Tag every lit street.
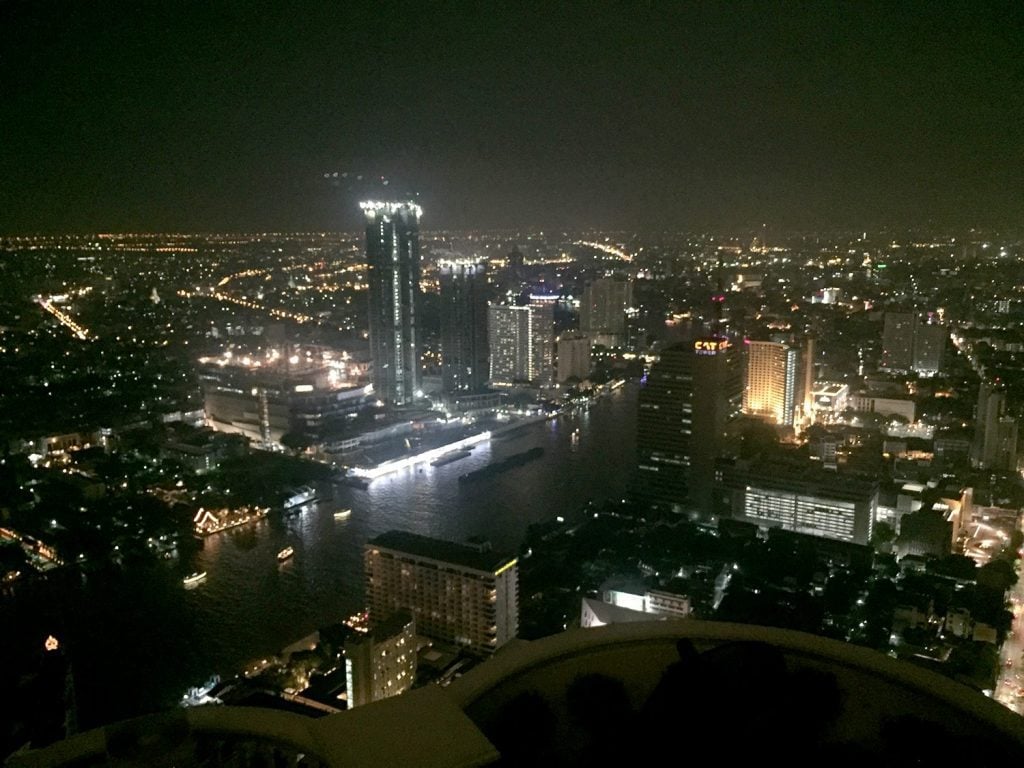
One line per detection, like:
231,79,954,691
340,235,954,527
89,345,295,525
994,516,1024,714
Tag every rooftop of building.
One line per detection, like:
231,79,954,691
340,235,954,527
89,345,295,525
367,530,516,574
348,610,414,646
719,456,880,496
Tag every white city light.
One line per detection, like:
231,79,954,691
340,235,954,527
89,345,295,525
359,201,423,219
349,431,491,480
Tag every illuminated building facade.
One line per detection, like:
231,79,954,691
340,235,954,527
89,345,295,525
528,298,555,384
811,382,850,419
488,305,531,385
580,276,633,347
716,460,877,545
363,201,423,406
199,355,372,443
365,531,519,657
344,611,416,708
636,337,742,516
488,303,553,386
439,258,489,394
744,340,802,426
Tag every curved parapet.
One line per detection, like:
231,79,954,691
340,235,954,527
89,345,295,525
9,620,1024,766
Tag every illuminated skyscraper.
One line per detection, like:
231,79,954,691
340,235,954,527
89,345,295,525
744,340,805,426
488,302,553,386
439,258,489,393
488,305,531,386
637,337,742,517
362,201,423,405
528,298,555,384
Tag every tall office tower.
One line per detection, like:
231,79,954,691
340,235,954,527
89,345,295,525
488,303,553,386
580,276,633,347
556,332,591,383
744,340,802,426
912,322,946,375
689,336,743,513
438,258,489,393
972,381,1018,470
362,201,423,406
365,531,519,657
637,338,742,517
881,312,915,372
344,611,416,709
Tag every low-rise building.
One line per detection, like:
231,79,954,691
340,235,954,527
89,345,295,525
344,611,416,709
715,459,877,545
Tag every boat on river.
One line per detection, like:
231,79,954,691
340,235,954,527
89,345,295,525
430,449,472,467
458,446,544,484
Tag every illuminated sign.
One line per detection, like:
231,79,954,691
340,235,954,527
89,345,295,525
694,338,729,355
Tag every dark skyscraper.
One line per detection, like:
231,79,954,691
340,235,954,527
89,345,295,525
972,380,1018,471
363,201,423,405
439,258,489,393
912,321,947,375
881,312,915,372
581,276,633,347
881,312,946,376
507,248,524,279
636,337,742,517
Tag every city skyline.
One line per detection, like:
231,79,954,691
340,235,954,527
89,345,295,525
5,223,1024,759
6,2,1024,762
2,2,1023,234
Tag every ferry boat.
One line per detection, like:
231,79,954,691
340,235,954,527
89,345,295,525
180,675,222,708
339,474,370,490
458,446,545,484
283,485,317,510
183,571,207,588
333,508,352,520
277,546,295,562
430,449,472,467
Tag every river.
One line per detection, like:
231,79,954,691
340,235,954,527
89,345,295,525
8,384,638,729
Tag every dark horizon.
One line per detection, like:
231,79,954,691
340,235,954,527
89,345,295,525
2,1,1022,234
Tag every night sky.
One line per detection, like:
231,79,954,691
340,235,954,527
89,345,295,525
1,1,1022,233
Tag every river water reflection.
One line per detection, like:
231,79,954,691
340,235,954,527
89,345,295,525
25,385,637,727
